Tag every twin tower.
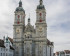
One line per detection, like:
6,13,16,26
13,0,54,56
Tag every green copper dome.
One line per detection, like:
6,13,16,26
6,37,8,41
6,36,9,43
37,0,45,9
37,5,45,9
16,7,25,12
15,0,25,12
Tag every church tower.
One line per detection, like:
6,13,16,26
36,0,47,38
34,0,48,56
13,0,25,56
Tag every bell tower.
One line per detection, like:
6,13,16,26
13,0,25,56
14,0,25,25
35,0,47,38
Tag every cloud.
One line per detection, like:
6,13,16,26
46,0,70,52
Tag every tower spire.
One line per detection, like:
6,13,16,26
28,14,30,24
40,0,43,5
19,0,22,7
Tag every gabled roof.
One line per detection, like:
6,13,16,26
0,39,5,48
64,50,70,54
10,45,14,50
24,23,35,33
0,37,13,48
8,37,13,44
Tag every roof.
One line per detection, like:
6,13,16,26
8,37,13,44
55,52,59,55
37,5,45,9
55,50,70,55
47,39,54,46
0,37,13,48
0,39,5,48
15,0,25,12
37,0,45,9
55,51,64,55
10,46,14,50
64,50,70,54
24,23,35,33
16,7,25,12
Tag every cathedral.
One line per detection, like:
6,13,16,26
13,0,54,56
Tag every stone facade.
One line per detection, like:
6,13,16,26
13,0,54,56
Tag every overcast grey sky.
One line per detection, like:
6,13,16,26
0,0,70,52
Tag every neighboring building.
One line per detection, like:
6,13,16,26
13,0,54,56
55,50,70,56
0,39,5,56
0,36,14,56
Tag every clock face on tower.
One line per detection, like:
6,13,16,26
38,26,44,36
38,26,43,32
16,28,20,34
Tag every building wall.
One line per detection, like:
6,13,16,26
0,47,5,56
0,37,14,56
0,46,14,56
47,45,50,56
